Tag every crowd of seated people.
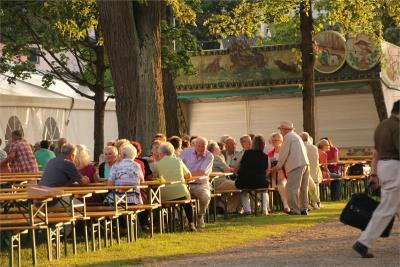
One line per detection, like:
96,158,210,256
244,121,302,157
0,122,350,230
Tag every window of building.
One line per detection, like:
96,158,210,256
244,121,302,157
5,116,24,142
28,48,40,64
42,117,60,142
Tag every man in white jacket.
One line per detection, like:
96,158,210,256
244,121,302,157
271,121,310,215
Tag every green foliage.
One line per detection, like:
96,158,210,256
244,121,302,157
161,21,201,77
205,0,298,39
205,0,400,48
166,0,198,25
187,0,241,49
384,27,400,46
0,0,109,97
256,16,301,45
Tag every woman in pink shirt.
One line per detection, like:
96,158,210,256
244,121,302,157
318,139,342,200
322,137,340,174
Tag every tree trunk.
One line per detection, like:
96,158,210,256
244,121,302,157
300,0,316,139
92,39,106,162
162,68,180,137
93,89,105,162
161,3,180,137
370,80,388,121
97,1,166,155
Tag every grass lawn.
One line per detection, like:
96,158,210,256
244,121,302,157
1,201,346,266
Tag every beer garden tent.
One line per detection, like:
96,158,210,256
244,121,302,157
0,73,118,157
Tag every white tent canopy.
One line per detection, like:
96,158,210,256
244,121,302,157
0,73,118,159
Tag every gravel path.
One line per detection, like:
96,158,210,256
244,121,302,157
140,220,400,267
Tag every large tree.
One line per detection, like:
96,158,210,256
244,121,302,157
161,3,201,137
0,0,111,160
97,0,196,153
206,0,400,138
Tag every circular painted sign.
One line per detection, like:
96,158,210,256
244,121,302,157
346,33,381,71
314,31,347,74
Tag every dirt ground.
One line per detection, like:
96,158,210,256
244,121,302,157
140,220,400,267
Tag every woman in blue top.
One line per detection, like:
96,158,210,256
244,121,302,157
98,146,118,179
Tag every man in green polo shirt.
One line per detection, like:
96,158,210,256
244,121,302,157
34,140,56,171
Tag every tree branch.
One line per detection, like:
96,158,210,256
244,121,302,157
19,13,91,87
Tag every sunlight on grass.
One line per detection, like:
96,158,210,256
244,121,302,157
0,201,345,266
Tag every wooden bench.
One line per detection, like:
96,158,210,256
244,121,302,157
0,226,40,267
161,199,196,232
213,189,243,218
0,212,77,261
126,204,162,238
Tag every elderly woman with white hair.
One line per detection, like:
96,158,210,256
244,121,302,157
104,143,144,204
98,146,118,179
74,144,98,183
154,142,196,231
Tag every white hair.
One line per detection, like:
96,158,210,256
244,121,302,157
159,142,175,156
195,136,208,146
74,144,92,169
119,144,137,159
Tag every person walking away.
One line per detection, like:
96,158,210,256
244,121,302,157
353,100,400,258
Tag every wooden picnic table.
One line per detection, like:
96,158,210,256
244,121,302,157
186,176,208,184
0,177,41,184
0,191,70,265
141,180,170,205
210,172,233,178
0,172,42,178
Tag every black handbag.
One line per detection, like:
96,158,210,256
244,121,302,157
340,193,394,237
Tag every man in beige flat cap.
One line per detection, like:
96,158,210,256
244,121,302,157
271,121,310,215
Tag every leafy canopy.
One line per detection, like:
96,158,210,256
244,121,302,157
205,0,400,44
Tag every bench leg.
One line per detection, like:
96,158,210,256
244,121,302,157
104,220,108,248
7,232,21,267
125,214,131,243
180,205,185,232
56,227,61,260
97,220,102,251
116,217,121,244
254,191,258,216
213,197,217,222
30,229,37,265
84,221,89,253
72,222,77,254
150,210,154,238
8,233,14,267
110,219,113,247
158,209,163,235
17,233,21,267
91,222,96,252
63,225,68,257
46,228,52,261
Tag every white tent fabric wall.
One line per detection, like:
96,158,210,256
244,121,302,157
188,93,380,148
0,106,66,143
248,97,303,138
188,101,247,143
0,73,118,158
64,109,118,156
382,83,400,116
